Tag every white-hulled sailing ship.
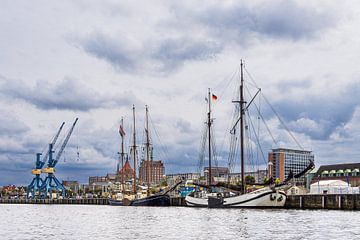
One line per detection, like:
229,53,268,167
185,60,312,208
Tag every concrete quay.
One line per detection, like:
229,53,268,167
285,194,360,210
0,197,185,206
0,198,109,205
2,195,360,210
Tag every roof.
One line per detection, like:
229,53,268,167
310,180,348,186
119,159,134,174
270,148,312,154
316,163,360,175
106,173,116,179
204,167,229,172
140,160,164,167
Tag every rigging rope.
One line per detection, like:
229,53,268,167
244,67,303,150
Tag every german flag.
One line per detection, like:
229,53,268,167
212,94,218,101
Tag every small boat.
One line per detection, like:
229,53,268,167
179,180,196,197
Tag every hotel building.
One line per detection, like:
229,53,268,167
268,148,314,183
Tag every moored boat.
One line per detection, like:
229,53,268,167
186,60,297,208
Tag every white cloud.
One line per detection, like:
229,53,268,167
0,0,360,184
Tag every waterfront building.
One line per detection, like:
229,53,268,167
166,172,200,186
204,167,229,184
309,180,359,194
228,170,268,184
311,163,360,187
138,160,165,186
116,159,135,183
88,176,107,185
268,148,314,183
286,185,307,195
62,180,79,193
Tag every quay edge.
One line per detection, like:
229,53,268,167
2,195,360,210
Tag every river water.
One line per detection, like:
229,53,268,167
0,205,359,239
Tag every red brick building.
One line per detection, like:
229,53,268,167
116,159,135,182
139,160,165,186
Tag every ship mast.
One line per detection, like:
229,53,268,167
145,105,151,195
240,60,246,194
132,105,137,194
120,117,125,194
207,88,212,190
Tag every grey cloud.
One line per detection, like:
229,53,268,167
268,82,360,140
0,112,29,137
72,32,221,74
152,38,222,72
78,33,138,73
0,75,138,111
192,1,337,42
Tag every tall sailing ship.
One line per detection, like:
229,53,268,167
185,60,312,208
109,105,175,206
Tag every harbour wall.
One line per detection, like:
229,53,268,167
285,194,360,210
2,195,360,209
0,198,109,205
0,197,185,206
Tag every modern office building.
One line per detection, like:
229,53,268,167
268,148,314,183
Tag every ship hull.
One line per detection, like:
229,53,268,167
108,199,124,206
130,194,170,207
185,187,286,208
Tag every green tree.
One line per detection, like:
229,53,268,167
160,179,168,187
245,175,255,184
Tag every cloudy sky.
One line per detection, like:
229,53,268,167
1,0,360,185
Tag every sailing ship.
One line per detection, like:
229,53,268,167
185,60,312,208
128,105,172,206
109,105,175,206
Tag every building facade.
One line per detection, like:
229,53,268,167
311,163,360,187
268,148,314,183
166,172,200,186
116,159,135,183
204,167,230,184
228,170,268,184
138,160,165,186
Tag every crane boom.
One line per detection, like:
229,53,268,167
54,118,78,165
42,122,65,163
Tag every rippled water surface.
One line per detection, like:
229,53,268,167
0,204,359,239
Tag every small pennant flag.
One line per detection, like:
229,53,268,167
212,94,218,101
119,125,126,137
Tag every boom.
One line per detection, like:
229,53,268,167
42,122,65,163
54,118,78,166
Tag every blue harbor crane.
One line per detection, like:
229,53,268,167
27,122,65,199
40,118,79,199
